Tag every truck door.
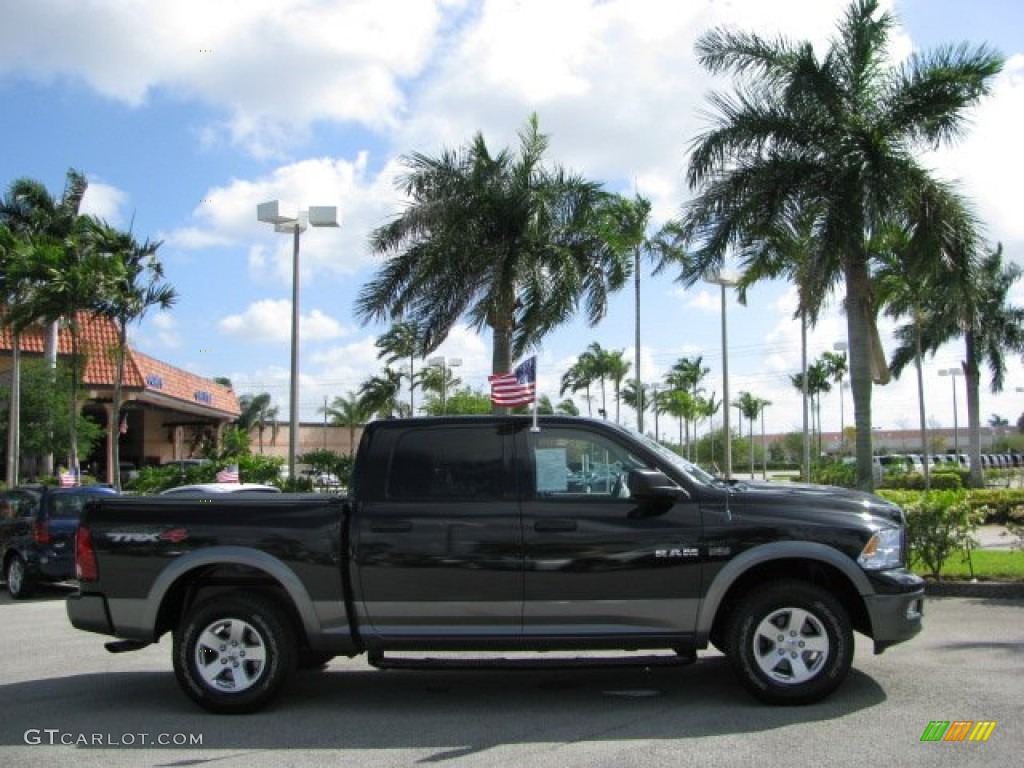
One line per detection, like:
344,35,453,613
519,425,702,641
354,423,522,641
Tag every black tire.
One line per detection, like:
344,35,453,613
173,591,296,714
726,580,853,705
6,555,36,600
296,651,336,670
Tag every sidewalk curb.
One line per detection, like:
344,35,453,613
923,580,1024,599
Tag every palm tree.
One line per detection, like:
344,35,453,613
600,195,687,431
1,169,91,478
792,360,832,460
89,220,177,489
1,169,90,363
356,115,631,411
560,352,599,416
677,0,1003,489
418,364,462,415
891,245,1024,487
375,320,422,416
0,224,29,484
603,348,631,424
735,392,770,479
358,369,406,419
665,356,709,459
237,393,279,454
321,391,372,455
4,222,116,479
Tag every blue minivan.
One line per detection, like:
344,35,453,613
0,485,117,599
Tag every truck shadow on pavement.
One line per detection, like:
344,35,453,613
0,659,887,754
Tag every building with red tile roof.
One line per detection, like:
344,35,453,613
1,312,240,484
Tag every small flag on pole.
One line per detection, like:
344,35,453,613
119,414,128,435
216,464,240,483
488,356,536,407
59,469,77,487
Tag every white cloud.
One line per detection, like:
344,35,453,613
0,0,446,156
79,181,127,225
218,299,348,342
170,154,398,282
926,54,1024,251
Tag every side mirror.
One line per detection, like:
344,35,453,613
627,468,688,501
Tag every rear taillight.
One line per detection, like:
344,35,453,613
31,520,51,544
76,525,98,582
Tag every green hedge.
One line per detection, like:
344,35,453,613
878,488,1024,524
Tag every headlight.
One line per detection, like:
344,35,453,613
858,527,903,570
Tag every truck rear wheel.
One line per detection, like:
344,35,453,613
173,592,296,714
726,580,852,705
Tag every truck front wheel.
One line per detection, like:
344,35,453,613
173,592,296,714
726,580,853,705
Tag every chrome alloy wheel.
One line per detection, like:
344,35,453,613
751,606,830,685
194,617,268,693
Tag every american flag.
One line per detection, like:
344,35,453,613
488,356,536,406
59,470,77,487
216,464,240,483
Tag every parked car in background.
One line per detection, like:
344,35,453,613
159,483,281,496
1,485,118,599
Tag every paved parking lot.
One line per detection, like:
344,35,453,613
0,586,1020,767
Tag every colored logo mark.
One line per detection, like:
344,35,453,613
920,720,997,742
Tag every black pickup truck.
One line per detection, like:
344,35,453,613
67,416,923,713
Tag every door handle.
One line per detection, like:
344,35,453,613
369,520,412,533
534,519,577,532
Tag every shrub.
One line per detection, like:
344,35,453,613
903,491,984,578
880,468,958,493
809,462,856,488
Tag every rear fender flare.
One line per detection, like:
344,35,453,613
143,546,319,639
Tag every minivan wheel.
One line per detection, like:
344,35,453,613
726,580,852,705
173,592,296,714
6,556,35,600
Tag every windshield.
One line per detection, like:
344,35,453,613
627,428,720,487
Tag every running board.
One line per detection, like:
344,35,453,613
368,653,695,671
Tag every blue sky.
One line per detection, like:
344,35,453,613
1,0,1022,438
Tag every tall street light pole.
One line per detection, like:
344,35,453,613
257,201,339,482
939,367,963,456
706,270,738,480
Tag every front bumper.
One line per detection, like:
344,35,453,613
864,569,925,654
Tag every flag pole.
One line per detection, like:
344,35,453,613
531,358,539,432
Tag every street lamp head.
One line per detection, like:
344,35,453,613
257,200,298,225
833,341,848,352
939,367,962,377
308,206,339,227
704,269,740,287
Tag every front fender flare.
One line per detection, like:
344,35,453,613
696,541,871,647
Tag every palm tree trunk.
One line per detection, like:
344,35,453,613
964,331,984,488
914,318,930,491
41,320,58,477
634,246,642,432
111,318,128,491
5,333,20,485
846,258,876,491
491,322,513,415
68,315,80,481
